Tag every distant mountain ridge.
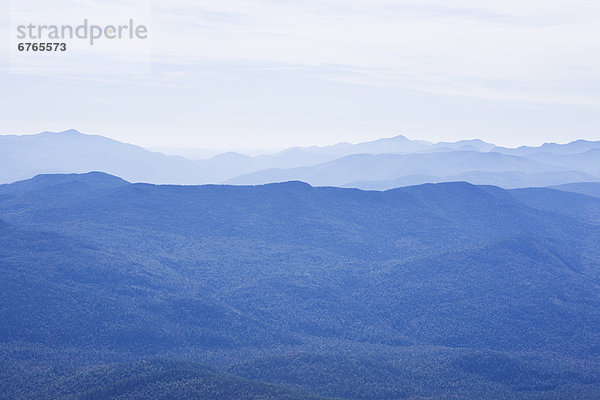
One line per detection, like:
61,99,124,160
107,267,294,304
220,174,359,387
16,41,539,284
226,151,596,189
1,129,599,188
549,182,600,199
0,129,211,184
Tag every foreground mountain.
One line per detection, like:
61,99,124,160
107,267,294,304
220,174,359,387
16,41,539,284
31,360,323,400
1,172,600,399
2,130,599,188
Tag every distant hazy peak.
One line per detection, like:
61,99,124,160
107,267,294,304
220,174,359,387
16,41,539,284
32,129,86,137
54,129,83,135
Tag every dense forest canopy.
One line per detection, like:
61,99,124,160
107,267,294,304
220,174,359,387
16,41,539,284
1,172,600,399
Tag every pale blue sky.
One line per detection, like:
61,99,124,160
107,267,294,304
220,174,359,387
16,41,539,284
1,0,599,150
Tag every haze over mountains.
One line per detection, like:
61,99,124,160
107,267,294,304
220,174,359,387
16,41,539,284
1,129,599,188
2,172,600,398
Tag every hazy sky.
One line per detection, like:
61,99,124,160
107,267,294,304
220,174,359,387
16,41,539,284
1,0,599,150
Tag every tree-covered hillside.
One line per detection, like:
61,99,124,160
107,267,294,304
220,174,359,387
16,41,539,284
1,172,600,399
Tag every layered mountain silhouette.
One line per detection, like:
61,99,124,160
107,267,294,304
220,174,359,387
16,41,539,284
1,129,599,188
550,182,600,198
0,129,209,184
2,172,600,399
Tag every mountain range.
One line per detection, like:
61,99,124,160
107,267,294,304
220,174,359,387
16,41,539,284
2,172,600,398
1,129,599,188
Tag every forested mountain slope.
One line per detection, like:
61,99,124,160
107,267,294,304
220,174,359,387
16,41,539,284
1,173,600,399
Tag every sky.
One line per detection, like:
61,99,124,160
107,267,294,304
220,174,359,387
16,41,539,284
1,0,599,151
